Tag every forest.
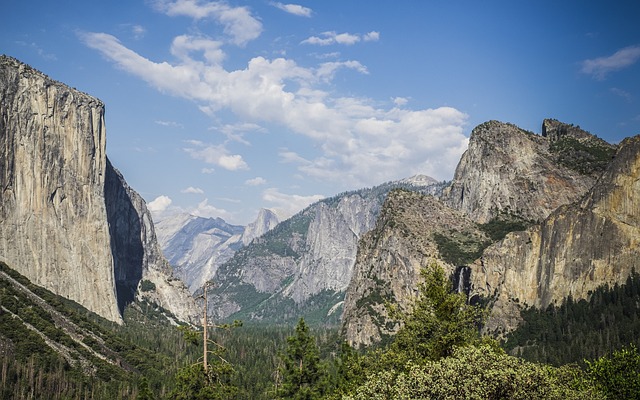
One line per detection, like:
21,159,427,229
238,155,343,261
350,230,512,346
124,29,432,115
1,261,639,399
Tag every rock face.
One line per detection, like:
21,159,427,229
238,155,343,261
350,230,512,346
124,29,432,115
442,120,610,223
341,119,623,347
105,162,198,321
341,190,487,346
208,177,444,324
154,208,278,292
471,135,640,334
242,208,280,246
0,56,196,323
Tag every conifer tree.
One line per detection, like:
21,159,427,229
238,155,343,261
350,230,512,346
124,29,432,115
275,318,327,399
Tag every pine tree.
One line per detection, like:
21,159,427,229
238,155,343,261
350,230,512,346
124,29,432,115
389,261,485,363
275,318,327,399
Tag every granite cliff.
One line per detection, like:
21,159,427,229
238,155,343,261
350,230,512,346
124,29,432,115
0,56,197,323
154,208,279,292
342,119,624,347
472,134,640,334
207,177,444,324
341,189,487,346
442,120,613,223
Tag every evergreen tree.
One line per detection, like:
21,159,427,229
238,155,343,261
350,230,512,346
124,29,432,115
587,344,640,399
275,318,327,399
389,261,485,364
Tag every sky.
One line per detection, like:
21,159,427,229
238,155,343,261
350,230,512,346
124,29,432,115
2,1,640,225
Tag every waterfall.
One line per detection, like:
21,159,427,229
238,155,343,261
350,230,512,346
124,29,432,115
453,266,471,297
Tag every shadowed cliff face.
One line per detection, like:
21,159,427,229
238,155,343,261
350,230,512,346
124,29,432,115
0,55,198,323
105,158,144,314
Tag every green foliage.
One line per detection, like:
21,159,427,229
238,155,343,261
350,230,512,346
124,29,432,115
549,136,615,175
504,271,640,366
586,345,640,399
432,231,489,266
389,263,485,361
169,362,237,400
139,280,156,292
478,212,532,242
346,344,603,400
0,261,198,399
274,318,328,399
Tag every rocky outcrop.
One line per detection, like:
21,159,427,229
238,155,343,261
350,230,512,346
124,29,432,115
341,190,488,346
442,120,608,223
242,208,279,246
105,162,197,321
154,208,278,293
208,177,444,324
472,135,640,334
0,56,121,322
341,119,623,347
155,213,245,292
0,55,196,323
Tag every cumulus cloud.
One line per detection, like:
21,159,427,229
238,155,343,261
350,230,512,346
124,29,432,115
201,167,215,174
262,188,324,220
245,177,267,186
301,31,377,46
316,60,368,81
181,186,205,194
82,27,468,189
271,2,312,17
148,195,173,213
581,45,640,79
363,31,380,42
190,198,235,220
183,140,249,170
393,97,409,106
151,0,262,46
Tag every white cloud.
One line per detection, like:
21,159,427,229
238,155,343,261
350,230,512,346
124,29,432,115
191,198,234,220
171,34,225,64
581,45,640,79
301,31,373,46
133,25,146,39
363,31,380,42
271,2,312,17
316,60,368,82
181,186,205,194
151,0,262,46
215,122,266,145
262,188,324,220
245,177,267,186
184,141,249,170
82,29,468,189
393,97,409,106
201,167,215,174
610,87,632,101
155,120,184,128
148,195,173,213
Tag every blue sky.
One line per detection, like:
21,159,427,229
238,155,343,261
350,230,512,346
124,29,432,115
3,1,640,225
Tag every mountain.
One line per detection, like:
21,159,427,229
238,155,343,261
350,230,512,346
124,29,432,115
154,208,279,292
341,189,488,346
441,119,613,224
0,55,197,323
471,134,640,334
207,176,444,325
341,119,626,347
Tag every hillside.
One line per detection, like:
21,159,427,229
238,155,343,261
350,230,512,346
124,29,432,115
207,177,445,325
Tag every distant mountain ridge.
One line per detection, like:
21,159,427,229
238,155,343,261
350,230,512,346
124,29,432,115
203,175,444,325
154,208,279,292
340,118,634,347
